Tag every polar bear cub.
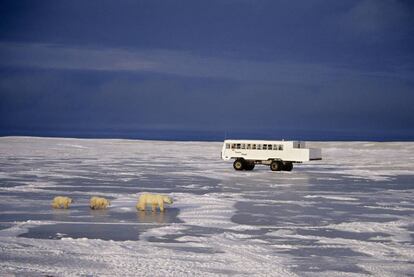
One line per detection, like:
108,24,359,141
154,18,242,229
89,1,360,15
52,196,73,209
90,196,111,210
136,193,173,212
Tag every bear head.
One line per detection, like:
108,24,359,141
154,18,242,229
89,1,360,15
163,196,173,204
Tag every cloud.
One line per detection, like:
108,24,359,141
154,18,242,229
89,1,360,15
1,41,413,140
0,42,157,71
339,0,409,37
1,42,412,84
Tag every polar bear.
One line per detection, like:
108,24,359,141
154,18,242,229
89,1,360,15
89,196,111,210
136,193,173,212
52,196,73,209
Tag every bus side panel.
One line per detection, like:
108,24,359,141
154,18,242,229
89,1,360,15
222,148,311,162
277,149,310,162
309,148,322,160
222,146,232,160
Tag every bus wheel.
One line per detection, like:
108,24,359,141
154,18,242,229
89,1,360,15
283,162,293,171
270,160,282,171
245,161,255,171
233,159,244,170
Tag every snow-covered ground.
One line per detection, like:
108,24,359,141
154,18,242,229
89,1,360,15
0,137,413,276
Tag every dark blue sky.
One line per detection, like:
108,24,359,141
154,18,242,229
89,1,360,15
1,0,413,141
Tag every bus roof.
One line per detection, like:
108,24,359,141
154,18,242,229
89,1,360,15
224,139,299,144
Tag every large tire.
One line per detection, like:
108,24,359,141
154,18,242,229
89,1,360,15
233,159,245,171
282,162,293,171
245,161,255,171
270,160,282,171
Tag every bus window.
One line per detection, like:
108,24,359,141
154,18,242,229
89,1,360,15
231,144,235,149
247,144,251,149
257,144,262,150
273,144,277,150
263,145,267,150
241,144,246,149
279,145,283,150
268,144,272,150
252,144,256,150
226,143,230,149
236,144,241,149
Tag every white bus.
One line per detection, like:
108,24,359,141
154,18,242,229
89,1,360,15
221,139,322,171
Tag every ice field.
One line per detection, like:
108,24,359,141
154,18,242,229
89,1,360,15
0,137,413,276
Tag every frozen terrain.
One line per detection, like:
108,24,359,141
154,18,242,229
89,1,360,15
0,137,413,276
